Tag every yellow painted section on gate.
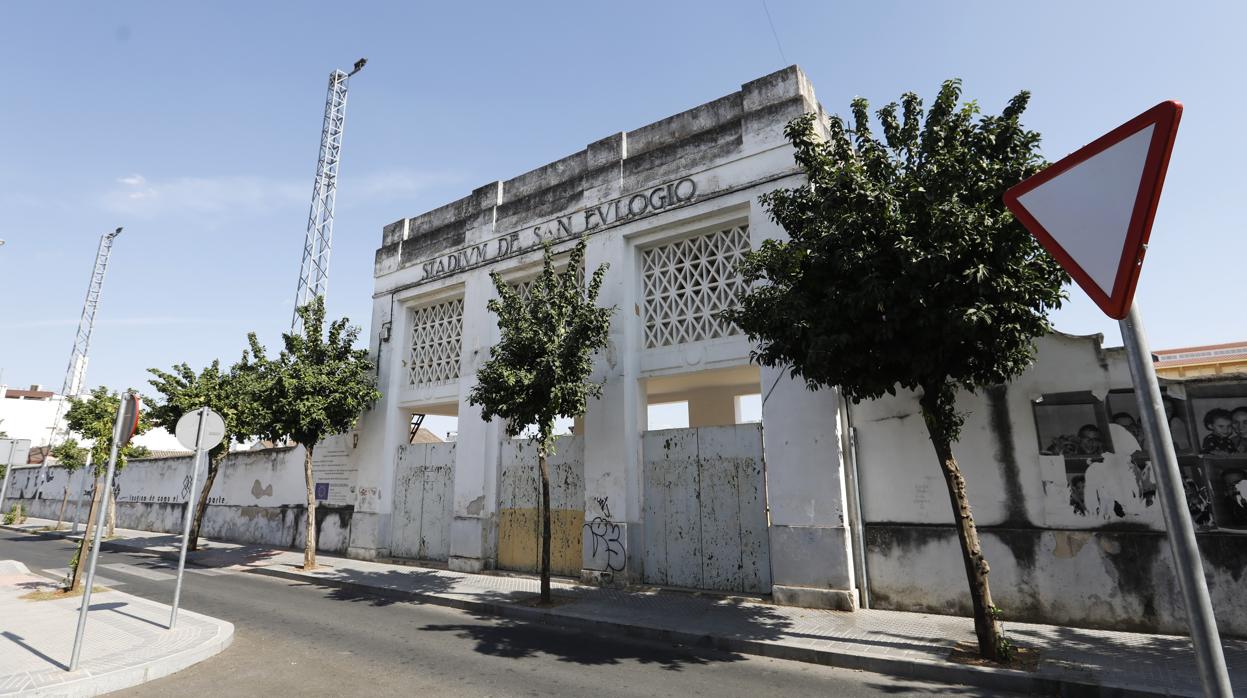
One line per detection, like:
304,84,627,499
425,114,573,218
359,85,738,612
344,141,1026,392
497,508,583,577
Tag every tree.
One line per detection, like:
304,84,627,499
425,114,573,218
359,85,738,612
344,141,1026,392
147,360,252,551
49,438,88,531
63,387,151,590
469,240,614,603
239,297,380,570
722,80,1067,661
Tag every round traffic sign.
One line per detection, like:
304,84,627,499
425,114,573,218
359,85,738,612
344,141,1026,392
175,408,226,451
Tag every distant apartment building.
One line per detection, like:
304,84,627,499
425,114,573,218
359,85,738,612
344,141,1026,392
1154,341,1247,378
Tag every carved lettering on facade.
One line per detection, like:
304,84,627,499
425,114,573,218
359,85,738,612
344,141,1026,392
418,177,698,283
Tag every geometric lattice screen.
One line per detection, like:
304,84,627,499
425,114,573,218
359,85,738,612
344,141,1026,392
641,225,750,349
408,297,464,387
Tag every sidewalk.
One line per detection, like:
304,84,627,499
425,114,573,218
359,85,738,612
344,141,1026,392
6,516,1244,697
0,558,233,697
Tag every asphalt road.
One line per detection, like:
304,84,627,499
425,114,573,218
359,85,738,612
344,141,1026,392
0,530,1018,697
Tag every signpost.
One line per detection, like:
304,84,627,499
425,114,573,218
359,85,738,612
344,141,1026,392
0,439,33,512
169,407,225,628
1004,101,1232,697
70,391,141,672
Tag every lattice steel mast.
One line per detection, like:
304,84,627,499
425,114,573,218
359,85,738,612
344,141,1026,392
292,58,366,330
47,227,122,445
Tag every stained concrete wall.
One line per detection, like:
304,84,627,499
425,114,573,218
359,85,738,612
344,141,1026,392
497,435,585,577
854,332,1247,636
3,442,355,553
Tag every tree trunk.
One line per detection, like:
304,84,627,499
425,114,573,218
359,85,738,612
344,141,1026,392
303,444,317,570
106,488,117,538
55,484,69,531
69,473,103,592
538,449,552,604
188,453,222,552
919,383,1007,662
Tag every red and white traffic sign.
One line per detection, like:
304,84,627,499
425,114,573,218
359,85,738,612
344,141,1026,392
1003,101,1182,319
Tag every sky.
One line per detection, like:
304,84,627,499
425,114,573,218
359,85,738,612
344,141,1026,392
1,1,1244,428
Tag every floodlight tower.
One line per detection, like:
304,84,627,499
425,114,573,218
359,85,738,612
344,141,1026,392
46,227,122,447
292,58,367,331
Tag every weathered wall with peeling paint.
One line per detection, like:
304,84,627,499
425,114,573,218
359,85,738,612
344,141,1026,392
3,440,355,553
390,441,455,560
497,435,584,577
854,332,1247,636
642,424,770,593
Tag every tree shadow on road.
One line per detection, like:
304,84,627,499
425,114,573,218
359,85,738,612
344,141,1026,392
417,611,748,670
280,567,460,608
861,679,1006,696
414,587,799,671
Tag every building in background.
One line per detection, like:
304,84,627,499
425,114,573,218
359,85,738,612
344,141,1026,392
1,382,184,461
0,384,65,460
1154,340,1247,379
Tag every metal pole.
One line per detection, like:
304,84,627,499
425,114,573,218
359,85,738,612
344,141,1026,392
1119,304,1232,697
72,453,91,535
169,408,207,629
69,393,128,672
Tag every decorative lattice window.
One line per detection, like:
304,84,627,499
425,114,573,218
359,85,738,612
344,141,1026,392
642,225,749,349
510,278,536,302
508,264,583,302
408,297,463,387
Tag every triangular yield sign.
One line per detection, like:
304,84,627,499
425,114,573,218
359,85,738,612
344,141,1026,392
1004,101,1182,319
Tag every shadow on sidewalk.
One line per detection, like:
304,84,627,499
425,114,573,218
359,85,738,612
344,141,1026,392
88,601,168,630
2,631,67,670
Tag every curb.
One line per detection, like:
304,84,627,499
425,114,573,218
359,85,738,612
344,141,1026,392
247,565,1170,698
1,524,1186,697
30,612,235,698
0,547,234,697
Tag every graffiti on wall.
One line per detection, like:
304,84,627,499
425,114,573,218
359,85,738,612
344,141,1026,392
1035,380,1247,530
583,496,626,573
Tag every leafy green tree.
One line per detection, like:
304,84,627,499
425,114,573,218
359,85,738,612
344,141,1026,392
723,81,1066,661
469,240,614,603
49,438,88,530
238,297,380,570
147,360,253,551
63,387,152,590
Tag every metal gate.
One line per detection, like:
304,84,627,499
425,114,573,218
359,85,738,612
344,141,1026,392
390,442,455,561
642,424,771,593
497,435,585,577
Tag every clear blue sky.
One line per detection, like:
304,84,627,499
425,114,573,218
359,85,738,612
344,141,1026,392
1,1,1243,396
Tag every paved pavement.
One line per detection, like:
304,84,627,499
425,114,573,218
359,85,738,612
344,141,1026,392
5,517,1246,696
0,530,1016,697
0,556,232,696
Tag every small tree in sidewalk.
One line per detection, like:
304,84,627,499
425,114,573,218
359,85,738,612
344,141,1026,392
238,297,380,570
723,81,1066,662
147,360,253,551
469,239,614,604
48,438,88,530
63,387,151,591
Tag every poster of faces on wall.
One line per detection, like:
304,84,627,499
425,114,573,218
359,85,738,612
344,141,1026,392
1189,396,1247,456
1104,390,1195,454
1180,458,1217,530
1034,395,1110,461
1035,381,1247,531
1033,393,1112,518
